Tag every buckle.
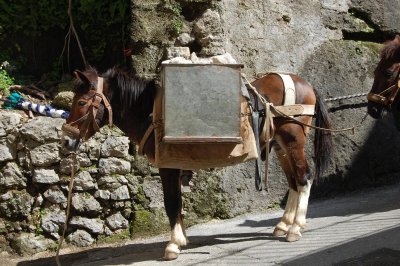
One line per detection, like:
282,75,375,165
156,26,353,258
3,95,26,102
367,93,386,104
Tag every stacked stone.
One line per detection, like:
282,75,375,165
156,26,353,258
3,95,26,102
0,111,163,255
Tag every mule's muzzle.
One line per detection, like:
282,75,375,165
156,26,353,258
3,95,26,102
61,124,81,151
62,135,81,151
367,103,383,119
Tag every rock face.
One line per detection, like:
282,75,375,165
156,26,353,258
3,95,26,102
10,233,55,255
132,0,400,214
1,0,399,256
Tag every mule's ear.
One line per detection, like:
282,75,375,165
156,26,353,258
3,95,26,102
74,70,90,86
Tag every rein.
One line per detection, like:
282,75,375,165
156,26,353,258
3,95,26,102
55,152,77,266
57,77,112,265
270,105,368,134
62,77,113,140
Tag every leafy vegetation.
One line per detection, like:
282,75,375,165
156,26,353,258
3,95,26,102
0,0,131,86
0,1,67,36
160,0,183,35
0,68,14,96
74,1,130,63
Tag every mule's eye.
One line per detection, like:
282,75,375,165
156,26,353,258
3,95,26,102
384,70,394,78
78,101,87,106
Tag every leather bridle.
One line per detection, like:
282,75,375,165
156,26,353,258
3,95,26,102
62,77,113,141
367,67,400,111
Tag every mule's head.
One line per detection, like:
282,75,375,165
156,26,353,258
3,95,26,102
61,69,113,151
367,35,400,119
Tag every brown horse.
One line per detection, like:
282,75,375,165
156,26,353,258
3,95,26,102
61,67,332,260
368,35,400,119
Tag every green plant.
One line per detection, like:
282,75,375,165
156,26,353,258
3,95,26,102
171,3,182,16
130,209,169,238
97,229,130,244
0,1,67,37
268,202,282,210
160,0,183,36
0,0,130,76
0,69,14,95
76,0,130,63
170,19,183,35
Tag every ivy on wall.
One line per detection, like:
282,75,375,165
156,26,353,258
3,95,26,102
0,0,131,78
0,1,68,36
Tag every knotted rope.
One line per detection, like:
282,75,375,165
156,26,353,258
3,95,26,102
324,92,368,102
55,152,77,266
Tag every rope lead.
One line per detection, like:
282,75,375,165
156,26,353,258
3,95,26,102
324,92,368,102
56,152,77,266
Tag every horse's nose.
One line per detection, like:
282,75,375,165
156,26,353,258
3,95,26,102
62,135,80,151
367,104,381,119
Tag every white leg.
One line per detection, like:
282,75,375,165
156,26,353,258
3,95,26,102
273,188,299,236
164,216,187,260
286,180,312,242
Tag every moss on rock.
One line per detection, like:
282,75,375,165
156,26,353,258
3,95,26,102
183,170,230,227
130,209,169,238
97,229,130,244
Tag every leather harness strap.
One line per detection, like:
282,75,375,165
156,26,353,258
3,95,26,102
249,90,264,191
97,77,113,128
272,104,315,117
138,121,156,156
62,77,113,140
240,78,263,191
277,73,296,107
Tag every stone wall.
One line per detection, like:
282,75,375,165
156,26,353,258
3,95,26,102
0,112,169,254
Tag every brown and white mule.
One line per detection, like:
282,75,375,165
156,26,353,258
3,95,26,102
62,67,332,260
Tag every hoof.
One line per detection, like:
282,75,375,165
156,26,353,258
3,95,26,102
286,232,301,242
164,242,180,261
273,227,287,237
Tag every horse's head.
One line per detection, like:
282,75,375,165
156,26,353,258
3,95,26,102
367,35,400,119
61,68,113,151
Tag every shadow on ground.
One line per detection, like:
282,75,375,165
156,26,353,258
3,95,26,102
16,231,279,266
282,225,400,266
239,184,400,229
15,183,400,266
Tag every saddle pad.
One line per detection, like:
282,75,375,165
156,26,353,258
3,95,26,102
277,73,296,105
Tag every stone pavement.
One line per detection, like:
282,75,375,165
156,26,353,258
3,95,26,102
3,183,400,266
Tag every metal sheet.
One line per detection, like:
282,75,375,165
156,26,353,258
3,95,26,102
162,64,242,143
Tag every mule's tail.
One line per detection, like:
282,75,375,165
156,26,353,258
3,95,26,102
313,89,333,180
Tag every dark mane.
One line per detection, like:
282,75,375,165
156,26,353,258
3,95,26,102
380,35,400,61
102,68,156,122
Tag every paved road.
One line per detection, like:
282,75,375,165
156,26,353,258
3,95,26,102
3,183,400,266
